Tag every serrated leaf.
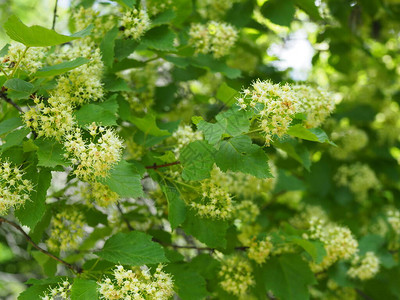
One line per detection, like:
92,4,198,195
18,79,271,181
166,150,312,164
35,57,90,77
4,15,92,47
260,0,296,27
4,78,34,93
262,254,316,300
290,238,326,264
142,25,176,51
151,10,176,27
15,167,52,229
100,27,119,68
215,135,271,179
131,114,170,137
75,103,117,126
272,136,311,170
182,210,228,248
161,185,187,229
96,231,168,265
101,160,143,198
70,278,99,300
294,0,322,20
190,55,241,79
0,127,29,152
216,83,239,106
180,141,216,181
35,139,67,168
287,124,333,144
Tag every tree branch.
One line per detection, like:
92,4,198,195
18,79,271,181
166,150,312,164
0,91,24,113
0,217,82,274
52,0,59,30
145,161,181,170
116,201,134,231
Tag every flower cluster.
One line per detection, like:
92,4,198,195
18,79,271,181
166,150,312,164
0,160,33,215
146,0,173,16
329,124,368,160
307,217,358,272
1,42,46,74
46,209,85,252
53,43,104,105
387,209,400,234
98,264,174,300
211,163,277,199
172,125,203,157
189,21,238,58
197,0,239,19
373,101,400,144
73,7,116,41
64,124,123,182
121,9,151,40
41,281,72,300
247,236,273,264
234,200,260,224
347,252,380,280
335,163,379,203
218,255,255,296
80,182,120,207
24,96,75,140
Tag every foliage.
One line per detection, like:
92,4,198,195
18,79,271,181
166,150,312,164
0,0,400,299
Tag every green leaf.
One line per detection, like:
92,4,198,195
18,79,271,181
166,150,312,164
196,108,251,145
262,254,316,300
0,117,23,135
216,83,239,106
215,135,271,179
15,167,52,229
100,27,119,68
131,114,170,137
182,210,228,248
103,75,131,92
112,0,136,8
287,124,333,144
190,55,241,79
75,102,117,126
96,231,168,265
180,141,216,181
260,0,296,27
161,185,187,229
70,278,99,300
35,57,90,77
272,136,311,170
0,127,29,152
102,160,143,198
151,10,176,27
0,43,10,57
142,25,177,51
4,15,92,47
293,0,322,20
32,251,57,277
4,78,34,93
35,139,67,168
289,238,326,264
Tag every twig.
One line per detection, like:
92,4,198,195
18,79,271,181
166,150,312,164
356,288,374,300
145,161,181,170
52,0,59,30
0,91,24,113
0,217,82,274
116,201,134,231
161,242,248,252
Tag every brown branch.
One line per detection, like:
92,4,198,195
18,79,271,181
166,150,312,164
51,0,59,30
0,217,82,274
116,201,134,231
145,161,181,170
0,91,24,113
160,242,248,252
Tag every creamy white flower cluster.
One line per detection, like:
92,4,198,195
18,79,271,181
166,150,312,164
306,217,358,272
46,209,85,252
189,21,238,58
64,124,123,182
0,160,33,215
335,163,379,203
234,200,260,224
25,96,75,141
147,0,173,16
98,264,174,300
292,84,335,128
347,252,380,280
247,236,273,264
218,255,255,296
238,80,335,145
373,101,400,144
387,209,400,234
41,281,72,300
0,42,46,74
172,125,203,158
53,43,104,106
191,175,234,219
81,182,120,208
330,124,368,160
197,0,240,19
73,7,116,41
211,163,277,199
122,9,151,40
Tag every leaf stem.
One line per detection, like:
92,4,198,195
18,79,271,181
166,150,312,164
145,161,181,170
10,46,29,78
52,0,59,30
0,65,9,78
0,217,82,274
